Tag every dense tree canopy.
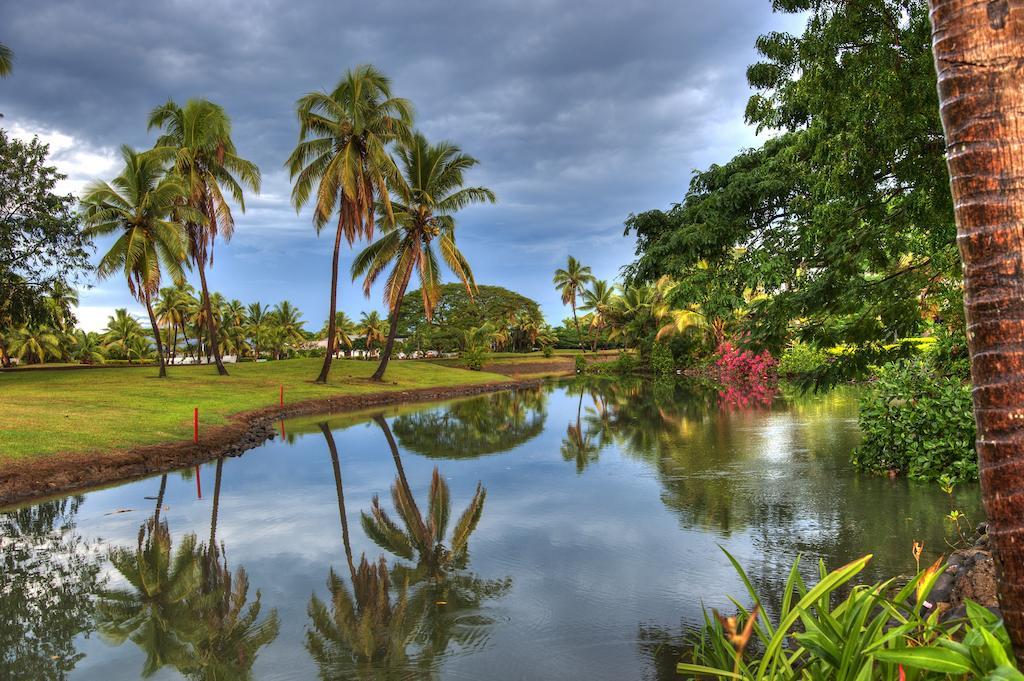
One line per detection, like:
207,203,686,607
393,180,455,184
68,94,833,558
624,0,958,375
396,283,543,352
0,131,91,330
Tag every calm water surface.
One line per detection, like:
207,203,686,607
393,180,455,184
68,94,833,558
0,378,981,680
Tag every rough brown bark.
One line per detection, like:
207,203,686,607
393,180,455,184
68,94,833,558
372,267,414,381
316,216,346,384
144,291,168,379
196,258,228,376
929,0,1024,660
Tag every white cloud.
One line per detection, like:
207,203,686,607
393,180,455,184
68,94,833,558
8,121,119,196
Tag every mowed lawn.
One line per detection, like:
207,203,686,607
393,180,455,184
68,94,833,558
0,359,507,462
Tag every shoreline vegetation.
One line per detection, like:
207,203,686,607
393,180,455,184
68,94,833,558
0,354,613,508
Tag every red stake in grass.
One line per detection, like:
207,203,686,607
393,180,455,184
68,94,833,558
193,407,199,444
280,385,284,407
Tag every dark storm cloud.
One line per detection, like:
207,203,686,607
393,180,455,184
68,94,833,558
0,0,802,325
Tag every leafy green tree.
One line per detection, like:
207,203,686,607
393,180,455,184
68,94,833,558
0,130,90,360
287,64,414,384
358,310,387,356
553,256,595,351
102,308,146,359
245,302,271,360
580,279,614,351
352,131,494,380
149,99,260,376
396,284,542,353
82,146,194,377
270,300,305,347
624,0,956,378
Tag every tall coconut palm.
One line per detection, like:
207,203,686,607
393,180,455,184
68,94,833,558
82,146,193,378
270,300,305,347
149,99,261,377
357,311,387,357
8,325,61,364
0,43,12,78
553,256,595,351
352,132,495,380
580,279,614,352
245,302,270,360
320,311,357,357
286,64,414,384
928,0,1024,658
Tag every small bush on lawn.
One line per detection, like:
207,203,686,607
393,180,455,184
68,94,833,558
542,344,554,358
777,340,828,378
462,347,486,371
575,354,587,374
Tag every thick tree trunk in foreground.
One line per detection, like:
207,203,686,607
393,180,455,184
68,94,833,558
144,292,167,378
196,259,228,376
316,218,345,384
929,0,1024,659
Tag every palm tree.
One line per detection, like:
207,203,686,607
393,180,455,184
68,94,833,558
271,301,305,348
553,256,595,351
0,43,12,78
70,330,106,364
8,325,61,364
44,281,78,337
96,520,203,677
363,415,487,580
580,279,614,351
245,302,270,360
320,311,357,357
561,384,600,473
194,291,226,364
928,1,1024,658
287,64,414,384
102,308,146,360
358,311,387,357
352,132,495,380
82,146,193,377
149,99,261,377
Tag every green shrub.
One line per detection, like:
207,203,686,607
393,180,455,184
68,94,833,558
614,350,638,375
679,549,1020,681
777,340,828,378
574,354,586,374
542,344,554,358
462,347,486,371
854,360,976,482
650,341,675,376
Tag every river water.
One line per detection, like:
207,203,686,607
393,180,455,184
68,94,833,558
0,378,980,680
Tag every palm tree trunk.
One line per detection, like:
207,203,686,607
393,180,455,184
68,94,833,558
170,324,178,364
316,216,345,384
144,292,168,378
209,457,223,556
320,423,358,584
929,0,1024,660
373,415,428,539
372,269,413,381
195,259,228,375
571,297,583,351
154,474,168,523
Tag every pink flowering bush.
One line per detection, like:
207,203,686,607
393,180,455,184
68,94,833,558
713,342,778,410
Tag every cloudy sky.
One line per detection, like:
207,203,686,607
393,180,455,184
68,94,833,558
1,0,803,332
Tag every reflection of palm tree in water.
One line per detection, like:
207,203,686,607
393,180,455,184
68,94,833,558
561,384,600,472
98,465,278,679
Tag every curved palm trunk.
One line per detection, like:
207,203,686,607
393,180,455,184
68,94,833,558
929,0,1024,660
372,269,413,381
143,292,168,378
195,260,228,376
373,414,428,539
316,217,346,384
153,474,168,524
320,423,357,584
209,457,224,556
571,297,584,351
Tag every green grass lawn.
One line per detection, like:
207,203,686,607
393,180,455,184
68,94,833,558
0,358,508,462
